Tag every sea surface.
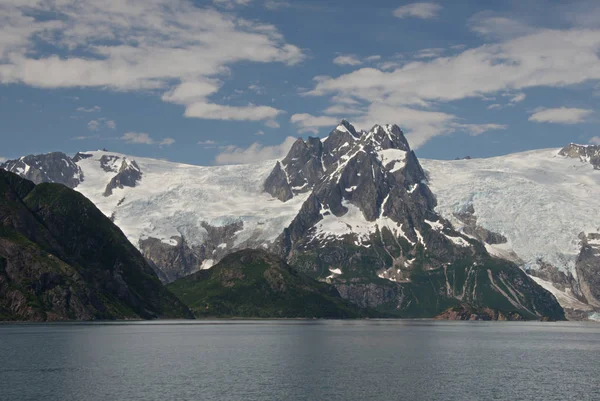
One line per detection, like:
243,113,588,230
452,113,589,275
1,320,599,401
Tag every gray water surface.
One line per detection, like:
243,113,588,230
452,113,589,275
1,320,599,401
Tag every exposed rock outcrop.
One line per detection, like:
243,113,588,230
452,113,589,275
559,143,600,169
0,152,83,188
103,159,142,196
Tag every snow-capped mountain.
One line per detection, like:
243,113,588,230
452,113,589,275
5,122,595,320
422,144,600,319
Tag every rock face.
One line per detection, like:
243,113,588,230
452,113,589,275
103,159,142,196
0,152,83,188
559,143,600,169
263,161,293,202
0,170,192,321
139,221,246,283
575,233,600,309
454,205,507,245
261,121,564,320
167,249,369,318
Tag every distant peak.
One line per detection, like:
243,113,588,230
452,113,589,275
336,120,359,137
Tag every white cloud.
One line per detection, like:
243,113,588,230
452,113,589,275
0,157,6,163
393,3,442,19
121,132,174,145
301,23,600,147
264,0,291,10
468,12,534,40
487,104,502,110
0,0,303,123
215,136,297,164
413,48,445,59
87,118,115,131
265,119,281,129
528,107,594,124
183,102,283,121
212,0,252,8
76,106,101,113
510,93,526,103
198,140,217,145
122,132,155,145
87,120,100,131
589,136,600,145
159,137,175,146
333,55,362,66
450,123,508,136
366,55,381,62
255,130,265,135
290,113,340,134
248,84,266,94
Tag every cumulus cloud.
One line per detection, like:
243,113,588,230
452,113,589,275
333,55,362,66
393,3,442,19
87,120,100,131
528,107,594,124
589,136,600,145
121,132,174,146
299,19,600,147
290,113,340,134
0,157,6,163
215,136,297,164
87,118,115,131
121,132,155,145
0,0,303,123
255,130,265,135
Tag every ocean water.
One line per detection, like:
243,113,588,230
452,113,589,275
1,320,599,401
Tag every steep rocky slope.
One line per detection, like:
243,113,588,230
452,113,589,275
0,170,192,321
423,144,600,320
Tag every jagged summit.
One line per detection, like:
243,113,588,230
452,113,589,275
558,143,600,169
0,152,83,188
264,121,417,202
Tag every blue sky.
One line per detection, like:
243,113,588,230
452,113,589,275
1,0,600,165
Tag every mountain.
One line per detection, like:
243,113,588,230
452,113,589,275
0,170,193,321
0,122,569,320
0,152,83,188
422,144,600,320
167,249,369,318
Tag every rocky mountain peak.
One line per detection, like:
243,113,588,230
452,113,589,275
0,152,83,188
559,143,600,169
103,158,143,196
265,121,420,205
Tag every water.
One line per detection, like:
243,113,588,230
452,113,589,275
1,320,599,401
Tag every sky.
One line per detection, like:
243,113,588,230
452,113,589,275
1,0,600,165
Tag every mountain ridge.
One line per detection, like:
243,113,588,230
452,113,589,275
3,122,594,319
0,170,193,321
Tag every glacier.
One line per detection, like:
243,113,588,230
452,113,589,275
422,148,600,276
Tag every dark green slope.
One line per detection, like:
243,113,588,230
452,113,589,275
332,251,565,321
0,170,192,321
168,249,370,318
